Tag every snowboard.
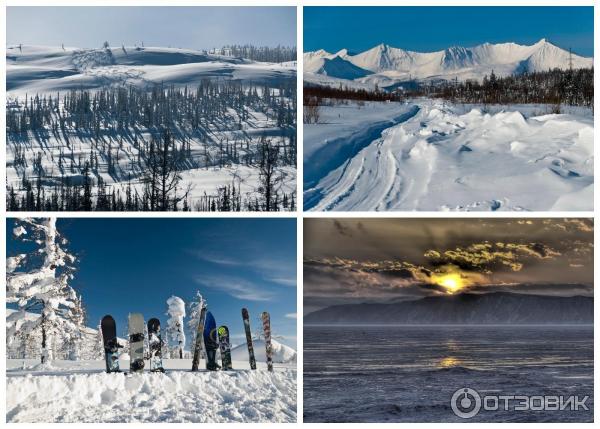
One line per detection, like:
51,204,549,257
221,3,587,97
203,311,220,371
191,305,208,371
217,325,233,370
101,314,121,373
241,308,257,370
147,318,165,373
128,313,145,373
261,311,274,372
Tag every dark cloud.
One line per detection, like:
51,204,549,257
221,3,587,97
304,218,593,313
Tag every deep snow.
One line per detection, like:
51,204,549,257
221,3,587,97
304,99,593,211
6,358,297,423
6,45,296,210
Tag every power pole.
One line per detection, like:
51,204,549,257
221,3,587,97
568,47,573,71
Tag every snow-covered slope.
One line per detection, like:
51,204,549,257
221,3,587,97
304,39,592,88
7,359,296,422
231,339,297,364
305,99,593,211
7,44,295,96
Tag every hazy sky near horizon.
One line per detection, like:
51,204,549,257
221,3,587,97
304,219,593,314
304,6,594,56
7,6,296,50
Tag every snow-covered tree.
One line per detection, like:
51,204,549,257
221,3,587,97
92,320,105,359
166,296,186,358
7,218,79,363
187,291,207,359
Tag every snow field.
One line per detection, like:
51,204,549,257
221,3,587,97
305,99,593,211
7,359,296,423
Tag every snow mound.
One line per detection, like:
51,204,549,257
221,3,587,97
7,368,296,422
231,339,297,364
305,100,593,211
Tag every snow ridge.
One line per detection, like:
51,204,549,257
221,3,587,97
304,39,593,86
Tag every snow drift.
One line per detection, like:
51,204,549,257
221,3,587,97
231,339,297,364
305,99,593,211
7,359,296,423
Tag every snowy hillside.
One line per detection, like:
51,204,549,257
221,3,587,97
231,339,297,364
304,99,593,211
7,359,296,422
7,45,295,96
304,39,593,89
6,44,297,211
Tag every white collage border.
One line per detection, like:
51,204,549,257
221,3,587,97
1,0,598,427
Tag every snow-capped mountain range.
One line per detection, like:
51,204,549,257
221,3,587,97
304,39,593,88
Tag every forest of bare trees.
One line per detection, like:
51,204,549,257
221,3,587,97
6,80,296,211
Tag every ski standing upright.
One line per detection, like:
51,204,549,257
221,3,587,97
129,313,145,373
101,315,121,373
261,311,274,372
191,304,207,371
218,325,233,370
241,308,257,370
147,318,165,372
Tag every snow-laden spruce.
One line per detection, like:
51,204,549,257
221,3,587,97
6,218,87,362
165,296,186,358
187,291,207,359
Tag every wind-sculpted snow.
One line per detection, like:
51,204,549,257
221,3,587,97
305,100,593,211
7,359,296,422
7,45,295,95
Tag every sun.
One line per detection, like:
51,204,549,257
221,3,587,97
436,274,464,294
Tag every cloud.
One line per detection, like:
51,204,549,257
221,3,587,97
267,276,297,287
193,274,276,302
191,251,296,289
285,313,297,319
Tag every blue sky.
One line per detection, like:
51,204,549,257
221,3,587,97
304,7,594,56
7,218,297,348
7,6,296,50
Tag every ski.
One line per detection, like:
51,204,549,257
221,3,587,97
128,313,145,373
191,304,207,371
241,308,257,370
203,311,220,371
261,311,274,372
147,318,165,373
101,314,121,373
218,325,233,370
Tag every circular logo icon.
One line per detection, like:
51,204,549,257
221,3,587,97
451,387,481,419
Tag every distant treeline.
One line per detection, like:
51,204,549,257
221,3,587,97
304,84,403,104
412,67,594,108
218,44,296,63
304,67,593,109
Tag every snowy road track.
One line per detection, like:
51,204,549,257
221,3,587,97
304,100,593,211
7,360,297,423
